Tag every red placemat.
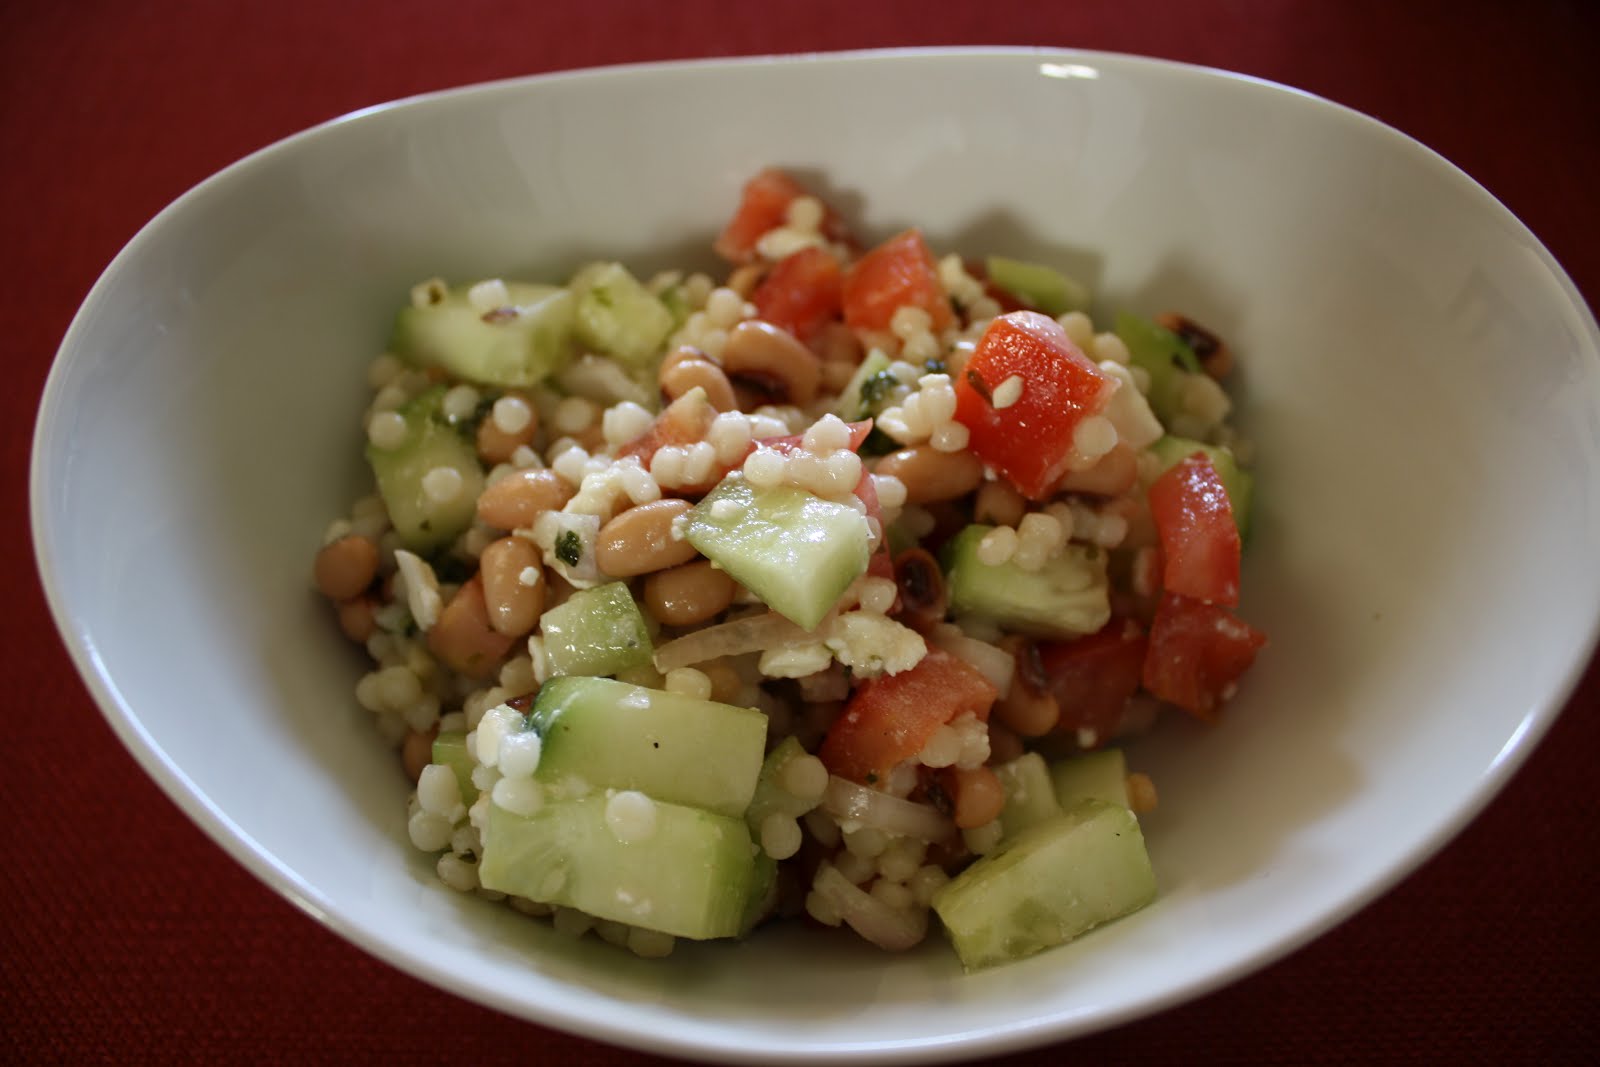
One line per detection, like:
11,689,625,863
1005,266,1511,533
4,2,1597,1063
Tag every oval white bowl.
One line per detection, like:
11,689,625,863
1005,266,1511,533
31,49,1600,1063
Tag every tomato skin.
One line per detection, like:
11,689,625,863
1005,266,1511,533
714,168,850,264
616,390,716,466
1147,454,1241,606
951,311,1119,500
751,246,843,340
820,650,999,785
842,229,955,333
1141,593,1266,721
1037,617,1148,746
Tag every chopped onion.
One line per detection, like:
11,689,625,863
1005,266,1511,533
812,863,928,952
556,354,655,409
822,775,955,843
927,623,1015,696
652,610,815,672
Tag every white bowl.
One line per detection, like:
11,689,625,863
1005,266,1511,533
31,49,1600,1063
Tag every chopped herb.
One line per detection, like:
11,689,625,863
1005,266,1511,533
859,426,900,457
555,530,582,566
434,555,476,585
857,369,899,411
865,772,879,785
922,356,947,375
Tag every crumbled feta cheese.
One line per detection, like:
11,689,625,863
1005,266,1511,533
821,613,927,677
393,549,442,631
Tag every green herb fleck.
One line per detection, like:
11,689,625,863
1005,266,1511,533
555,530,582,566
857,369,899,411
922,356,947,375
859,426,900,457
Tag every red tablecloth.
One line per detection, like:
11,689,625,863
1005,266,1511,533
5,2,1597,1062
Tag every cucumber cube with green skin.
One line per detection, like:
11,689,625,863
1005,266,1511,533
538,581,653,678
478,793,763,940
994,752,1064,838
985,256,1091,317
931,799,1158,970
391,282,575,388
570,262,675,368
1148,435,1255,539
1114,311,1201,422
942,524,1110,639
431,730,477,805
684,475,871,631
528,676,767,818
366,385,485,553
1050,748,1130,809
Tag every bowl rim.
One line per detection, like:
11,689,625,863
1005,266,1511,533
29,45,1600,1064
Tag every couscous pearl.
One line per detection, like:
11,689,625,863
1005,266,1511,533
842,825,889,859
602,401,655,446
377,665,422,710
890,305,933,341
1092,331,1132,365
742,447,787,489
552,396,596,435
417,764,462,818
963,820,1005,855
805,889,844,927
760,813,803,860
918,724,963,768
497,731,543,780
1058,311,1096,350
466,278,510,314
491,395,533,434
407,809,453,852
442,384,480,421
929,421,970,453
833,849,877,885
422,466,464,504
976,525,1019,567
664,667,714,701
366,410,408,450
436,852,479,892
705,287,746,327
649,445,687,485
870,881,915,911
492,776,544,817
551,907,592,938
859,576,898,616
708,411,753,464
626,928,676,958
908,864,950,907
777,754,829,803
604,790,658,844
1072,414,1117,459
802,413,853,455
823,449,862,491
991,375,1024,410
871,474,908,510
785,195,824,231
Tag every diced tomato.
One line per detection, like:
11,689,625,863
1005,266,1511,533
1147,454,1240,606
751,246,843,340
616,389,717,466
1037,618,1148,747
819,650,999,785
842,229,955,334
1141,593,1266,722
951,311,1119,500
713,168,850,264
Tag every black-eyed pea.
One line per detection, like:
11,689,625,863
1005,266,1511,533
401,727,437,784
873,446,984,504
642,560,736,628
973,480,1026,528
479,536,545,637
659,356,738,412
336,596,378,644
595,499,698,577
721,319,821,406
944,765,1006,830
476,468,574,530
314,534,379,600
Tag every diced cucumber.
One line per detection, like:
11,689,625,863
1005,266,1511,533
994,753,1063,838
744,737,821,832
1148,435,1254,539
942,524,1110,638
1114,311,1201,422
570,262,675,367
528,676,767,818
1050,748,1130,809
538,582,653,678
366,385,485,553
833,348,894,422
432,730,477,805
478,794,762,940
684,475,871,631
931,799,1157,970
985,256,1090,317
391,281,575,388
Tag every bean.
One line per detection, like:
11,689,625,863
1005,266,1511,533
811,320,864,367
1126,772,1159,814
659,356,738,412
658,345,709,378
993,636,1060,737
1055,444,1138,496
642,560,736,627
401,727,437,784
946,765,1006,830
595,499,698,577
314,534,379,600
721,319,820,406
1155,311,1232,379
476,468,573,530
973,480,1026,528
987,720,1026,764
892,548,945,630
336,596,377,644
427,575,516,679
726,262,767,297
698,657,744,704
479,536,545,637
820,360,858,394
873,446,984,503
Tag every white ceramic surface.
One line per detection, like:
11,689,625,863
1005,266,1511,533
31,49,1600,1063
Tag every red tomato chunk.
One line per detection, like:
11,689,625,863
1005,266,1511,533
751,246,843,340
1148,454,1241,606
820,650,998,785
1038,617,1148,746
952,311,1118,500
842,229,954,333
1142,593,1266,721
